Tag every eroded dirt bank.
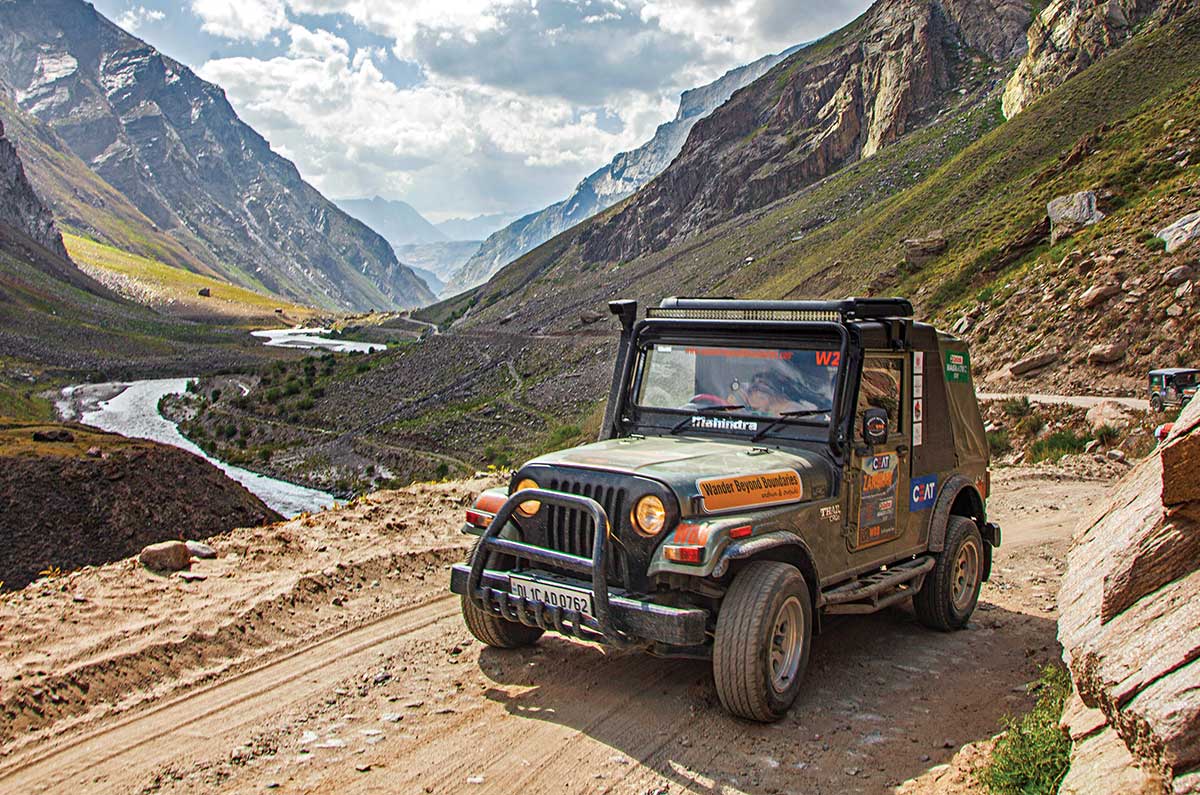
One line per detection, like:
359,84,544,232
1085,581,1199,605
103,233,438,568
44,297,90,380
0,467,1111,794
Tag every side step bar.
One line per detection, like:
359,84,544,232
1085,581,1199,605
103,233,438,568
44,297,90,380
821,557,935,615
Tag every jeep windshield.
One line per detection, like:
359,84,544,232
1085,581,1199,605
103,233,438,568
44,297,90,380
631,342,841,439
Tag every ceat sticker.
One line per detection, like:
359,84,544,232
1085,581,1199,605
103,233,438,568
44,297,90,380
697,470,803,513
910,474,937,512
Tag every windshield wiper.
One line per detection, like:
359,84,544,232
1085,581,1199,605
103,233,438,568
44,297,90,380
750,408,832,442
669,404,745,434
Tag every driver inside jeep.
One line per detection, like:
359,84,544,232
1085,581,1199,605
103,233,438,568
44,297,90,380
739,370,818,415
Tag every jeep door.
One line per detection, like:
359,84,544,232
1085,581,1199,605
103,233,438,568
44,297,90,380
843,353,917,570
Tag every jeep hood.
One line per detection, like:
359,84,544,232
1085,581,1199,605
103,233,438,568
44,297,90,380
525,436,834,514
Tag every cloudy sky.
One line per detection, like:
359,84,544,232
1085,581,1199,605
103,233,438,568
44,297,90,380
92,0,870,222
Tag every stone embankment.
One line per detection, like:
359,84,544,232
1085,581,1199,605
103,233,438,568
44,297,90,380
1057,396,1200,793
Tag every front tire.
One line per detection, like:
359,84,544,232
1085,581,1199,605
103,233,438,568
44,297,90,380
1151,394,1164,412
460,539,543,649
914,515,984,631
713,561,812,722
461,595,544,648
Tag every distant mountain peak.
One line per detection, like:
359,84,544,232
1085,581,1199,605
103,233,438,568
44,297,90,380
336,197,448,247
441,44,801,297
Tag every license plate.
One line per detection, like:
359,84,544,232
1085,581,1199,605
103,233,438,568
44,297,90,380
509,574,594,617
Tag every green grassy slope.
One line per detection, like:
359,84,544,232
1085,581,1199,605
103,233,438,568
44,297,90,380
0,225,282,378
63,233,316,325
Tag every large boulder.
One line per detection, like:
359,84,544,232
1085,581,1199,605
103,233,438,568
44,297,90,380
1057,395,1200,790
902,232,948,267
1048,191,1104,243
1087,341,1128,365
138,541,191,572
1011,349,1059,375
1080,283,1122,309
1158,210,1200,254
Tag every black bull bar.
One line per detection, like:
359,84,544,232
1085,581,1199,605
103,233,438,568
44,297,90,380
449,488,707,647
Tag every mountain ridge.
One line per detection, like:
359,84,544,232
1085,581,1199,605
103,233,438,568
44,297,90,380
441,43,804,296
0,0,434,311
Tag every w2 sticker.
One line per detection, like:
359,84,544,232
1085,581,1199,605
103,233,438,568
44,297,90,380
910,474,937,512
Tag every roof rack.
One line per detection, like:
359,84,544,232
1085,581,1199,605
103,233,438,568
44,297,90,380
648,296,914,323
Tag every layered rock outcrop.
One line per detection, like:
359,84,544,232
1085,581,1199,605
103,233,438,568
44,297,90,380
0,117,66,259
1003,0,1193,117
1058,396,1200,791
443,46,799,296
579,0,1031,265
0,0,433,311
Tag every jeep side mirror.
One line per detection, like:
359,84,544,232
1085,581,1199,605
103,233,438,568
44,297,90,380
862,408,889,446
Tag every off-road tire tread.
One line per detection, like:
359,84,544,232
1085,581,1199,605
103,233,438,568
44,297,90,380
713,561,811,723
460,540,544,648
461,596,544,648
914,515,983,631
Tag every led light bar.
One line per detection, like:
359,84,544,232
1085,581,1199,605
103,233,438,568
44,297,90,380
646,308,841,322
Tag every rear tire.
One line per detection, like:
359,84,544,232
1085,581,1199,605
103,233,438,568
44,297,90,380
914,516,984,631
460,539,543,649
713,561,812,722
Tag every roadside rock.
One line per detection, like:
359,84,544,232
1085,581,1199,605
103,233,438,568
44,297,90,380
1011,350,1059,375
1087,341,1127,365
186,540,218,559
1080,283,1121,309
1085,400,1131,430
1158,210,1200,254
197,287,211,297
1048,191,1103,243
139,541,191,572
1057,395,1200,788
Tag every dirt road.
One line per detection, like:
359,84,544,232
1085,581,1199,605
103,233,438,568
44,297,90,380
0,467,1112,794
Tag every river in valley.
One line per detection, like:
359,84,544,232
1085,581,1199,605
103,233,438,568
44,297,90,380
59,379,335,518
251,328,385,353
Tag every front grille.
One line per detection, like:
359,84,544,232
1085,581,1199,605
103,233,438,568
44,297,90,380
541,475,630,585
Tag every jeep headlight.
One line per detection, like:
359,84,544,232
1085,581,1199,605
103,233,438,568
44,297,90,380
515,478,541,516
632,494,666,536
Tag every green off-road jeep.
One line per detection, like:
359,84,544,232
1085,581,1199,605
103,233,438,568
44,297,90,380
450,297,999,721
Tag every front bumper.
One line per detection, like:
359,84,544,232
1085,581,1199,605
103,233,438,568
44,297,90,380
450,488,707,648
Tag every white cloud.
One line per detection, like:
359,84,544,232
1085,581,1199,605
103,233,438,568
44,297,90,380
287,24,348,59
198,37,663,215
186,0,871,217
190,0,288,42
116,5,165,33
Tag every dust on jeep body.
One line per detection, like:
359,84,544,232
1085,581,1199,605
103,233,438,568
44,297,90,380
449,297,1000,721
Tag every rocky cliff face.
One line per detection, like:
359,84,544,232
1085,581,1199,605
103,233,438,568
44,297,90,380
442,46,800,296
0,0,433,311
578,0,1030,265
1057,397,1200,792
0,116,66,259
1002,0,1193,117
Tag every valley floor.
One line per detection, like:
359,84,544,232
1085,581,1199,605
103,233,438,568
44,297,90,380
0,468,1110,794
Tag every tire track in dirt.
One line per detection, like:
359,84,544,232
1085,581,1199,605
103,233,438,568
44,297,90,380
0,596,459,795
